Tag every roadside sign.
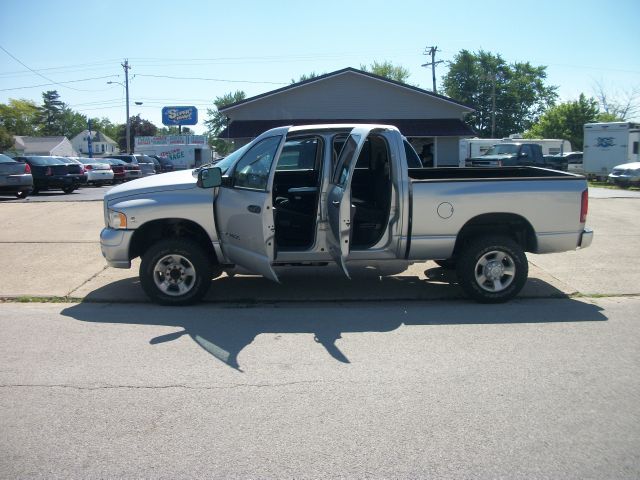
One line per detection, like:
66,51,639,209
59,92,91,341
162,106,198,126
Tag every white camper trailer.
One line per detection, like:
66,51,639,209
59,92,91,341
583,122,640,178
458,136,571,167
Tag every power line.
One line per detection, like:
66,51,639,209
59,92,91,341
0,44,103,92
0,74,120,92
136,74,287,85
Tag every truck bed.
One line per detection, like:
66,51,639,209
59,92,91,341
408,166,581,182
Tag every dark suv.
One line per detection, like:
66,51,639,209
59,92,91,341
108,154,156,177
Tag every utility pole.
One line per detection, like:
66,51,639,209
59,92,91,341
490,76,496,138
421,46,444,93
122,59,131,153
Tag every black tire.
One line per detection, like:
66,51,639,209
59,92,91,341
31,188,39,195
140,239,213,306
435,259,456,270
62,186,75,194
16,190,30,199
456,236,528,304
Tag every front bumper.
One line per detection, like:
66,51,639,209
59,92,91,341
100,227,134,268
579,228,593,249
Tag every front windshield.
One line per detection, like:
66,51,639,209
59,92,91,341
484,144,519,155
210,142,252,174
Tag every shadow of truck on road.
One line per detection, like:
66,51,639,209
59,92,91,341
62,297,606,371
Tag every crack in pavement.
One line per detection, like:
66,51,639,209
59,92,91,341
66,264,110,297
0,381,331,391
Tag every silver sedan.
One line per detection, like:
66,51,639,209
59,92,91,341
0,154,33,198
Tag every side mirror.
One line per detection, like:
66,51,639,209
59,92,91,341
197,167,222,188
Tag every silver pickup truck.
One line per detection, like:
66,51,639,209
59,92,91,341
101,124,593,305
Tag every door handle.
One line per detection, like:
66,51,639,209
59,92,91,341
331,200,340,206
247,205,261,214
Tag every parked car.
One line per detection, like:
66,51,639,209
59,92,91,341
608,162,640,187
102,158,141,182
64,157,88,182
76,157,114,186
564,152,584,175
108,154,156,177
15,156,86,194
150,155,175,173
0,154,33,198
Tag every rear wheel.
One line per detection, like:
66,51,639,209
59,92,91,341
16,190,30,199
456,236,528,303
62,186,75,194
140,239,213,306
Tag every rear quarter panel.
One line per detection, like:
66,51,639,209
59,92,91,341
409,178,587,259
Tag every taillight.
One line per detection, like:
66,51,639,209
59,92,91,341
580,189,588,223
45,167,53,176
85,165,93,170
24,163,31,174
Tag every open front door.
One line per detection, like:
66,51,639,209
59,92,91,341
326,126,373,278
214,127,289,282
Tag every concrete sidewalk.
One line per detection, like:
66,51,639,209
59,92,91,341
0,198,637,302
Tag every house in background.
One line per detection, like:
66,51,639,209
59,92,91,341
217,67,475,167
71,130,118,156
13,136,77,156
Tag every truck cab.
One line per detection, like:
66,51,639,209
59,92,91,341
467,143,545,167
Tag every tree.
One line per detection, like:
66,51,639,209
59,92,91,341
117,114,157,152
290,72,324,84
90,117,121,141
38,90,66,135
58,107,89,139
524,94,619,150
442,50,557,138
360,60,411,84
205,90,246,156
0,98,41,136
157,126,194,135
593,81,639,120
0,126,14,152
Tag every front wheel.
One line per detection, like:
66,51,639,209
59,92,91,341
456,236,528,303
140,239,213,306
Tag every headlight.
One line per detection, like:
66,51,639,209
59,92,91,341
108,210,127,229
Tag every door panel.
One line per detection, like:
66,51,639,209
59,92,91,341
326,126,374,278
215,127,289,281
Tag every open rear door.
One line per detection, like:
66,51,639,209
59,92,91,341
326,126,373,278
214,127,289,282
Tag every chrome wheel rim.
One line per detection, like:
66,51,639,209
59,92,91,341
474,250,516,293
153,254,196,296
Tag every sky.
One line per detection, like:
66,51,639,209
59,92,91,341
1,0,639,134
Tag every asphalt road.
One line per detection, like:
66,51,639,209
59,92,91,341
1,297,639,479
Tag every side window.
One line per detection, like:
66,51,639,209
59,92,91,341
633,141,639,155
404,140,422,168
333,134,361,187
233,136,281,190
521,145,536,162
276,138,319,171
